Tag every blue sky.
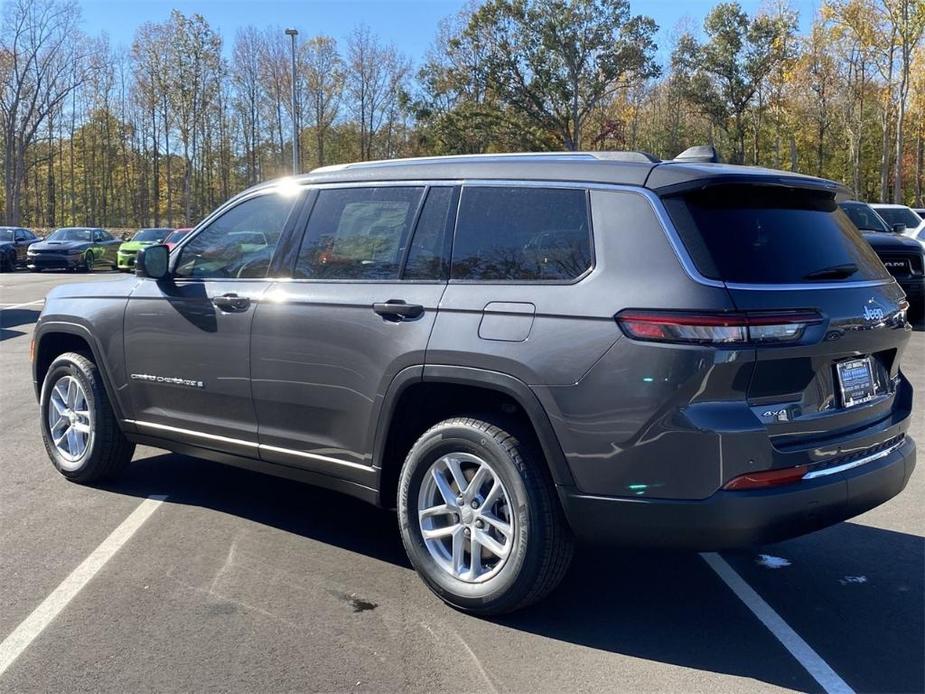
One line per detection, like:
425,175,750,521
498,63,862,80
81,0,821,65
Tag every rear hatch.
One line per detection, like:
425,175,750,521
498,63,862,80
662,183,912,468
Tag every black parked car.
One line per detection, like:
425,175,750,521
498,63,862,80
0,226,41,271
26,227,120,272
840,200,925,319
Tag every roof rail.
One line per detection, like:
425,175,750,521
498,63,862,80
310,150,661,174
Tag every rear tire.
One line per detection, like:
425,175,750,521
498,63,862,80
40,352,134,483
398,416,574,615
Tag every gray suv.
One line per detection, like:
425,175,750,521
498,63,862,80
33,153,917,615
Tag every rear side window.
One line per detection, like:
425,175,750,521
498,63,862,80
664,185,889,284
452,187,592,281
295,187,424,280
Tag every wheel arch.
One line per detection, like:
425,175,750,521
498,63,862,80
373,364,574,508
33,322,129,423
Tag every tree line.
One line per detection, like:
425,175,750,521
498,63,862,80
1,0,923,229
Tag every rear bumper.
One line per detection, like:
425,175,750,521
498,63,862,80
559,436,915,550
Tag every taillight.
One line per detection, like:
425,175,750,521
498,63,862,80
615,310,822,345
723,465,808,490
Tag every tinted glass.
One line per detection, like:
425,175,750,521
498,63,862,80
0,230,13,243
133,228,169,242
664,185,889,284
875,207,922,228
48,228,92,242
452,187,592,281
165,230,191,244
403,187,454,280
840,202,890,233
295,187,424,280
175,193,296,278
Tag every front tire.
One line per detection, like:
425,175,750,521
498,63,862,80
398,417,574,615
40,352,134,483
80,251,93,272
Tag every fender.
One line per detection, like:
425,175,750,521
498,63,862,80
372,364,575,490
33,320,133,428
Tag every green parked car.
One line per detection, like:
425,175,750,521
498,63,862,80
117,228,173,271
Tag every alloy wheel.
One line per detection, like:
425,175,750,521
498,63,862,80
417,452,515,583
47,375,92,468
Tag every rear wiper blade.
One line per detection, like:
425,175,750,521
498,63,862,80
802,263,858,280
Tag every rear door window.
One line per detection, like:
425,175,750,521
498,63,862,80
452,186,592,281
663,185,889,284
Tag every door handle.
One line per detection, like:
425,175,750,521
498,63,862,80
212,293,251,311
373,299,424,321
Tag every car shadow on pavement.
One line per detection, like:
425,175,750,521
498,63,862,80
101,451,922,693
0,308,40,342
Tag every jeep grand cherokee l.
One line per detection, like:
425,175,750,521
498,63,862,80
32,153,916,615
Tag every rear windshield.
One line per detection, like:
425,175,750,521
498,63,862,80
663,185,889,284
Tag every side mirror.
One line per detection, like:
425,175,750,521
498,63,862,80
136,244,170,280
892,223,907,233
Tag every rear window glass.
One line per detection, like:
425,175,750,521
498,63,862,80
664,185,889,284
452,187,592,281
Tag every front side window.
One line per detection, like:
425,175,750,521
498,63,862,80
452,187,593,281
875,207,922,229
840,203,890,233
294,186,424,280
175,193,297,279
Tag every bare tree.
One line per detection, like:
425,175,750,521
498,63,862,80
0,0,87,224
301,35,344,168
232,26,264,185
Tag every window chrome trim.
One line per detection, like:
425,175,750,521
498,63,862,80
725,278,894,291
292,178,720,289
219,176,895,291
802,439,905,480
125,419,370,471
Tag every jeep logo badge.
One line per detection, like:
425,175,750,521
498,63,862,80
863,299,886,322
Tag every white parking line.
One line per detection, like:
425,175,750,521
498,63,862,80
0,495,167,677
0,300,44,310
701,552,854,694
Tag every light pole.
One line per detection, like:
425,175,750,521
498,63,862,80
285,28,299,175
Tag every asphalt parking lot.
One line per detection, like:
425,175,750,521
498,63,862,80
1,270,922,694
